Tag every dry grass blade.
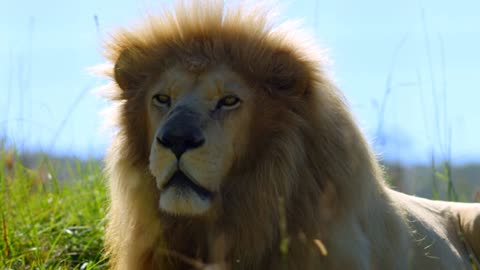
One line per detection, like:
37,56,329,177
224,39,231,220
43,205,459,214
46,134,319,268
313,239,328,257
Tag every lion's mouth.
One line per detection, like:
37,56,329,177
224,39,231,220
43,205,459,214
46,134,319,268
162,171,213,199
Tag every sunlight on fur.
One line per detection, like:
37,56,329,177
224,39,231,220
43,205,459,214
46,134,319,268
99,1,480,269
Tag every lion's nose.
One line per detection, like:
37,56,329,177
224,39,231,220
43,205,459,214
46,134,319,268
157,109,205,159
157,131,204,158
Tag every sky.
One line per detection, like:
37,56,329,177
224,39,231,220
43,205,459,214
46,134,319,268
0,0,479,165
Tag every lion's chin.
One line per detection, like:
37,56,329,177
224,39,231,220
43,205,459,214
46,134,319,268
159,171,213,216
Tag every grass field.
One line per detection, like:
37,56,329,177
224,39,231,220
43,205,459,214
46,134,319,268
0,151,107,269
1,148,478,269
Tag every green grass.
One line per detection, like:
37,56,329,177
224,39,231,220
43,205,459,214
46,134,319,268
0,151,107,269
0,148,477,269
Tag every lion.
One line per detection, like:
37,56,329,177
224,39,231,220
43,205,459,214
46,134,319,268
100,1,480,269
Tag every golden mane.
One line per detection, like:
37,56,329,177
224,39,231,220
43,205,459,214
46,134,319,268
101,1,480,269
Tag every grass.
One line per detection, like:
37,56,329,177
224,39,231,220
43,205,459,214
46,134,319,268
0,150,107,269
0,148,477,269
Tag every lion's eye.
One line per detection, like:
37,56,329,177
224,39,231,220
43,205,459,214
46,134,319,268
152,94,171,107
217,95,241,110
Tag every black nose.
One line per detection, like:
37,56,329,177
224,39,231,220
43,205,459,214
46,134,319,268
157,108,205,159
157,131,204,158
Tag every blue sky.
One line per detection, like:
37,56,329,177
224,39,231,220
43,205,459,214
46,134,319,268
1,0,479,164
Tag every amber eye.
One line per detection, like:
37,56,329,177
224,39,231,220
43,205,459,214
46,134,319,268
152,94,171,107
217,95,241,110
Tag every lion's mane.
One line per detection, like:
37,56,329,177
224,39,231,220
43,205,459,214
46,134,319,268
101,1,480,269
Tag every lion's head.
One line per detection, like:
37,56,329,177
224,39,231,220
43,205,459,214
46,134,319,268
102,2,350,219
103,2,381,268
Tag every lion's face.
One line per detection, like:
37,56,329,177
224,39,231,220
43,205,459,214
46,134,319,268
147,65,253,216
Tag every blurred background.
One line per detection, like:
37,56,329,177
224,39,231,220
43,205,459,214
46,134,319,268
1,0,479,268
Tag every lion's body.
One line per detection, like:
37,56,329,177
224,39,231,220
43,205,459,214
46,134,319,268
388,190,478,269
101,1,480,269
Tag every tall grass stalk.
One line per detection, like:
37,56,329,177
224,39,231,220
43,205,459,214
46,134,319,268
420,7,457,201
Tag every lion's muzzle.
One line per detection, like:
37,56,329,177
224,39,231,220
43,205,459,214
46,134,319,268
153,106,215,215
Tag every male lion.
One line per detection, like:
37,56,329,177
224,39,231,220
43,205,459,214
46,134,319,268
101,1,480,269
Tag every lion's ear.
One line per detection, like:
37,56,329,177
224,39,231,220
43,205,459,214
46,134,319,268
114,47,148,91
265,51,309,95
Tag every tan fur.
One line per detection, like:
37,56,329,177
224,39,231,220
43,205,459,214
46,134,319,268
100,1,480,269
